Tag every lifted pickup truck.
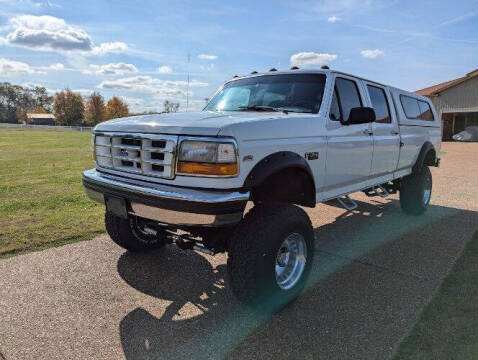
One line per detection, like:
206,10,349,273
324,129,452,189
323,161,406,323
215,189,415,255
83,68,441,308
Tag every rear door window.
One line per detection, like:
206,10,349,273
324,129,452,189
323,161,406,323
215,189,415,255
334,77,363,121
367,85,391,123
400,95,421,119
418,100,434,120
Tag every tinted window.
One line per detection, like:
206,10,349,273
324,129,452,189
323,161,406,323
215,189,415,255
367,85,391,123
205,74,326,113
400,95,421,119
335,78,362,121
329,89,341,121
418,100,434,120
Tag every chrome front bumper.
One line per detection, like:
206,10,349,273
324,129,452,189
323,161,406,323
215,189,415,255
82,169,249,226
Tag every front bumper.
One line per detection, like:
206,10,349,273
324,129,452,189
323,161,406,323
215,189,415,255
82,169,249,226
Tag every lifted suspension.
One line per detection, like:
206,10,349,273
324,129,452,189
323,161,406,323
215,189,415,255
143,226,216,255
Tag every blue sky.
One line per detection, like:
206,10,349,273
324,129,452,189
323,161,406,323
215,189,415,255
1,0,477,112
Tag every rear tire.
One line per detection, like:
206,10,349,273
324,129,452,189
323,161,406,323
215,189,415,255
400,166,432,215
105,212,168,252
227,203,314,309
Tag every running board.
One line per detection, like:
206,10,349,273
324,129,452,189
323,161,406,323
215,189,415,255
373,184,389,198
364,184,390,198
337,195,358,211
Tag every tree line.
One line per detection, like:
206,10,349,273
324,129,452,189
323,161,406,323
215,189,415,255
1,83,183,128
53,91,130,126
0,82,53,123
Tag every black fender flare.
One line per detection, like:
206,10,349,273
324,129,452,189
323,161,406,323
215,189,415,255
413,141,437,173
243,152,316,207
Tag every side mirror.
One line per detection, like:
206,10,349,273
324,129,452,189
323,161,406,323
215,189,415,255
345,107,376,125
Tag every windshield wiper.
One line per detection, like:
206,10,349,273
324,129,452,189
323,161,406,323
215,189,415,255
238,105,286,113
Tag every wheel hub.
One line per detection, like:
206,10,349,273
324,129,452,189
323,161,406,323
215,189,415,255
423,173,432,204
275,233,307,290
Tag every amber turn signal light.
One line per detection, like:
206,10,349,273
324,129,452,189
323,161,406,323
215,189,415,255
177,161,238,176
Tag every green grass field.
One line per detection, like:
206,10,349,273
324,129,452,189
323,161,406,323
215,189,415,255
393,232,478,360
0,129,104,258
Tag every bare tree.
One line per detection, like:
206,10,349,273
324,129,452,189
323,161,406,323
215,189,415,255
163,100,180,113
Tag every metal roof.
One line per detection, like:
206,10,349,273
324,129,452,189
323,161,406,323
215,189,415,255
415,69,478,96
27,113,55,119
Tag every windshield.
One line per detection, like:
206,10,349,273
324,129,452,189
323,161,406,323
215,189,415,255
205,74,326,113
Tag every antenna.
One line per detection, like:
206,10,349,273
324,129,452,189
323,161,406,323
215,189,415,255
186,52,190,111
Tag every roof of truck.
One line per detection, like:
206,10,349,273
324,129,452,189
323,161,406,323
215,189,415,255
226,69,425,100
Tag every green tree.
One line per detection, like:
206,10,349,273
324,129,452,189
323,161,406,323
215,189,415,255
0,82,53,123
53,90,85,126
105,96,129,120
84,92,106,125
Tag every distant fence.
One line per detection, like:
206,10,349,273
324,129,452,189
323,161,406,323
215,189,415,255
0,123,93,132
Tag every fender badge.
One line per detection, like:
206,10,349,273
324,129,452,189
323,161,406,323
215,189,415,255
243,155,253,161
305,152,319,160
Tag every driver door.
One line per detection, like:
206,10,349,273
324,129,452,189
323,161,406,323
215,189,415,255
323,75,373,198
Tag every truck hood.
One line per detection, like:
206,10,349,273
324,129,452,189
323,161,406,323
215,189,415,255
94,111,292,136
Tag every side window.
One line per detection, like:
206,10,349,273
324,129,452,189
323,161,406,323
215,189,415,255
367,85,391,123
418,100,434,121
400,95,421,119
329,89,341,121
335,78,362,121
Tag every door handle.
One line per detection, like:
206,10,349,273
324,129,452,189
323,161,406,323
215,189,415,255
362,129,373,136
391,130,399,135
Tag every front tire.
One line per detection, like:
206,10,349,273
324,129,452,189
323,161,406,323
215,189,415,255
400,166,432,215
105,212,168,252
227,203,314,309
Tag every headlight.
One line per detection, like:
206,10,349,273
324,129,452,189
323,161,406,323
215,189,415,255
177,140,238,176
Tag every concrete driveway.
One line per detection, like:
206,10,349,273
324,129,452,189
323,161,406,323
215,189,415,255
1,142,477,360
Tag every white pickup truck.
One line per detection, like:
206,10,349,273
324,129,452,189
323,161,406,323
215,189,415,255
83,68,441,308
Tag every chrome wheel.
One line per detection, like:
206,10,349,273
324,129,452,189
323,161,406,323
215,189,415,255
275,232,307,290
423,172,432,205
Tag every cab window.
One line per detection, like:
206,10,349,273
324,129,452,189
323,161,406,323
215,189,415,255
367,85,391,123
400,95,421,119
329,89,341,121
331,77,363,122
418,100,434,120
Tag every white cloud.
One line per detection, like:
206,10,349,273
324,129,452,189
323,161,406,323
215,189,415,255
98,75,208,95
0,57,34,75
71,88,94,96
290,52,338,67
157,65,173,74
313,0,375,14
200,63,215,71
198,54,218,60
327,16,339,23
48,62,64,70
122,96,144,106
90,41,128,55
5,15,127,55
45,87,94,96
84,62,138,75
360,49,385,59
22,81,43,88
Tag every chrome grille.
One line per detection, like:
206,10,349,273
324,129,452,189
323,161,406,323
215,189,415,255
94,133,178,179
